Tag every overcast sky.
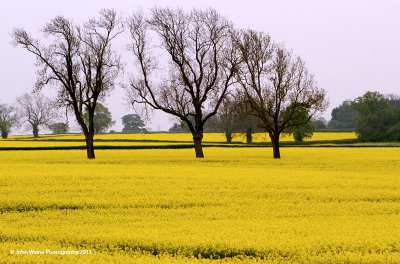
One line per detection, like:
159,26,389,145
1,0,399,133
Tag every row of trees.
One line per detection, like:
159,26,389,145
168,101,315,144
324,93,400,139
0,93,146,137
203,91,400,144
126,8,327,159
0,93,56,138
13,8,327,159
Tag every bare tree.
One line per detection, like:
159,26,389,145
17,93,57,138
127,8,240,158
215,94,263,143
12,9,123,158
235,30,327,158
0,104,19,139
213,94,243,143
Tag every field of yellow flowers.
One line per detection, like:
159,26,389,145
7,131,357,142
1,132,358,148
1,141,399,263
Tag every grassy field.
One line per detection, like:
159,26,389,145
1,138,400,263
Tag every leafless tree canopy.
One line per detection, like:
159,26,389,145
0,104,19,125
12,9,123,158
235,30,328,158
0,104,20,138
213,93,244,142
127,7,240,158
17,93,58,137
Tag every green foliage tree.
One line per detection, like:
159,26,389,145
311,118,327,130
49,122,69,134
284,107,314,142
84,103,115,134
0,120,10,139
386,94,400,109
291,122,314,142
328,100,358,130
351,91,400,142
122,114,147,133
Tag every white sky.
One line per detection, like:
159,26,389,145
1,0,399,133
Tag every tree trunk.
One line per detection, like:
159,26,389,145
85,132,95,159
246,127,252,143
271,135,280,159
85,107,96,159
193,133,204,158
225,131,232,143
1,130,8,139
33,124,39,138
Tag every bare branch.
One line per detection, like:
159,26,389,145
12,9,123,158
235,29,328,158
126,8,240,157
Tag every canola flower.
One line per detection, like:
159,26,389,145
0,147,399,263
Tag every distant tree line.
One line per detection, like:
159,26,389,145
351,92,400,142
167,89,400,145
318,92,400,141
0,94,146,138
0,93,59,139
327,100,358,131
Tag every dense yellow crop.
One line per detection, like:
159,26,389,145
0,141,191,148
1,147,399,263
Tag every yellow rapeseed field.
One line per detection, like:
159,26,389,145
3,132,357,147
0,140,192,148
1,147,399,263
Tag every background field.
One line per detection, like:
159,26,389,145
3,132,357,145
1,135,400,263
2,132,399,150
